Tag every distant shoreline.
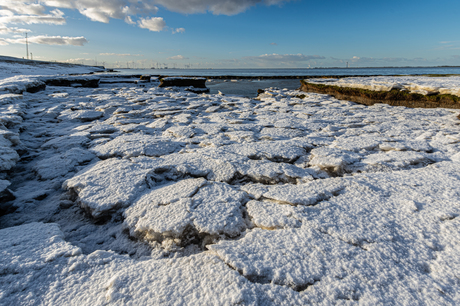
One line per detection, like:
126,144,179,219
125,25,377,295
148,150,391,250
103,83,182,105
2,55,460,71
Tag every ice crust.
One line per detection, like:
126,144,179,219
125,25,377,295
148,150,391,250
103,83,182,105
209,162,460,303
125,179,248,248
63,158,156,218
1,64,460,304
90,134,185,158
0,222,271,306
307,75,460,97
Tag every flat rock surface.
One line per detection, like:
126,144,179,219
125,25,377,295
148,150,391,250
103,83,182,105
1,68,460,305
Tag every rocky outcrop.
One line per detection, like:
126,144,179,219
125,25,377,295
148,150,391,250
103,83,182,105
300,80,460,109
139,75,151,82
45,76,100,88
159,77,208,89
25,82,46,93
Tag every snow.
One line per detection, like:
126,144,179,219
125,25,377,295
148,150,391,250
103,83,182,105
33,148,96,180
0,179,10,193
0,56,104,80
90,134,185,158
0,222,269,305
58,109,104,122
62,158,156,218
125,179,248,249
306,75,460,97
1,59,460,304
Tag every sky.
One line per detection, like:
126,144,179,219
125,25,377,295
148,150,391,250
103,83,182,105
1,0,460,69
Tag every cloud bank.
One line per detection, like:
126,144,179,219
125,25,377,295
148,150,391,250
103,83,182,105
0,26,30,34
99,53,142,57
167,55,189,60
153,0,292,15
0,9,65,25
244,53,326,62
0,35,88,46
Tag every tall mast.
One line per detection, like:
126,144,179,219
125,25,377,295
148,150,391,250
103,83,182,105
25,33,29,60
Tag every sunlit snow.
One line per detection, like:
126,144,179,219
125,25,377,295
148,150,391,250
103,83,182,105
1,61,460,305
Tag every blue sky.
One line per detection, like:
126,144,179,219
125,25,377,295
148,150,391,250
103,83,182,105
1,0,459,68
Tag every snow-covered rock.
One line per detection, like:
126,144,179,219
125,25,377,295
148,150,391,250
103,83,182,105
124,179,248,248
0,222,268,305
90,134,184,158
33,148,96,180
306,75,460,97
63,158,157,218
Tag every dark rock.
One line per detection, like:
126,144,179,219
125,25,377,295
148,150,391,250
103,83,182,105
26,82,46,93
0,188,16,216
45,79,72,87
159,77,207,89
299,80,460,109
79,78,100,88
139,75,151,82
45,77,100,88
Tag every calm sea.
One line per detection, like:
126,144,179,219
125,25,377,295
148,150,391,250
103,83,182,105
100,67,460,97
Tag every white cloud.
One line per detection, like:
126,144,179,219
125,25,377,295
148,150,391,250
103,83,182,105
38,0,160,23
138,17,166,32
1,35,88,46
0,9,65,25
31,35,87,46
0,0,292,37
153,0,292,15
63,57,93,64
349,56,428,65
0,1,162,28
440,41,460,44
99,53,143,57
0,1,47,16
0,26,30,33
167,55,188,60
3,0,292,18
245,53,325,62
173,27,185,34
124,16,135,25
435,41,460,51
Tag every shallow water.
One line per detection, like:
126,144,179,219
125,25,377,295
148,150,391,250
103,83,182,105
206,79,301,97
